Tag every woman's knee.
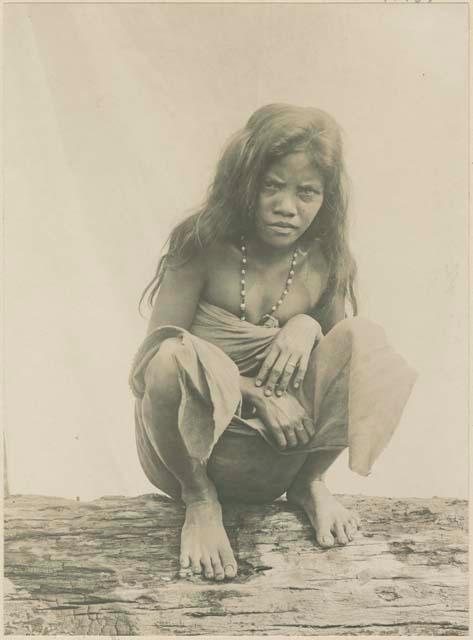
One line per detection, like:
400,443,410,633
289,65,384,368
331,316,384,338
327,316,387,352
144,337,183,392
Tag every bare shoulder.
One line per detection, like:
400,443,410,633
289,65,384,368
303,238,330,283
147,249,208,333
204,239,239,269
165,248,208,282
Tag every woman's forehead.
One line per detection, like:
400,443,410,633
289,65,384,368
265,152,324,183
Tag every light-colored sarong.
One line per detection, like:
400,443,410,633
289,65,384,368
130,302,417,477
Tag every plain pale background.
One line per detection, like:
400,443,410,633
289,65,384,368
4,3,468,500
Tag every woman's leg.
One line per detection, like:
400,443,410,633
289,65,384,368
287,318,368,548
286,450,361,548
141,337,237,581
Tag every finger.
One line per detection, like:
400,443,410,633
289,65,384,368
255,345,271,361
275,357,300,396
302,417,316,438
270,425,288,449
294,423,310,445
293,358,308,390
255,347,280,387
273,427,288,449
283,425,298,448
265,353,287,395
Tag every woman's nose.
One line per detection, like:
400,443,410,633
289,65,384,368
275,190,297,216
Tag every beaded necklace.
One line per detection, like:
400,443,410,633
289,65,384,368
239,235,298,328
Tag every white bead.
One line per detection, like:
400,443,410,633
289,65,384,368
283,289,288,295
271,306,277,312
277,298,283,304
289,270,295,276
241,269,246,275
287,278,293,284
241,316,246,321
241,290,246,297
242,258,247,264
241,246,246,252
240,302,246,309
241,279,245,285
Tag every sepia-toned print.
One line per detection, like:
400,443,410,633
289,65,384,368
4,2,468,635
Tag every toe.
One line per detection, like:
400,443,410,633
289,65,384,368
179,554,191,578
344,522,355,541
334,522,348,545
211,555,225,581
191,558,202,574
221,551,237,578
352,512,362,528
202,555,214,579
224,564,237,579
317,529,335,548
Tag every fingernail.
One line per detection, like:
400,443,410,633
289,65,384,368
264,389,272,397
255,380,262,387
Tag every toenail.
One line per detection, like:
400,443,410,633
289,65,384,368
323,536,332,544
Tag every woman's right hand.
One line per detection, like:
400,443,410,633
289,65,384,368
253,389,316,450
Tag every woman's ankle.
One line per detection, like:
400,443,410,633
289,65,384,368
181,477,219,506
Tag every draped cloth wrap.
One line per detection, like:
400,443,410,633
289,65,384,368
130,301,418,477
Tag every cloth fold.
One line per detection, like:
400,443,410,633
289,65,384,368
130,301,417,476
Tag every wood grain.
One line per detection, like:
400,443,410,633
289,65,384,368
4,493,468,635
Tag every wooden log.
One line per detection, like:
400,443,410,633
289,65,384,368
4,493,468,635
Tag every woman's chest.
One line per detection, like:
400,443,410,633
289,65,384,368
203,253,327,325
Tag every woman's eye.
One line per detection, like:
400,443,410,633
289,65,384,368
263,181,280,191
299,189,316,200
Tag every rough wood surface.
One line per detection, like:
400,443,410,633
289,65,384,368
4,493,468,635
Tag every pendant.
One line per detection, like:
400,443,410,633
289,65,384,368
261,314,279,329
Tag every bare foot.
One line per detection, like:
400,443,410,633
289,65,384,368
287,480,361,548
179,497,238,581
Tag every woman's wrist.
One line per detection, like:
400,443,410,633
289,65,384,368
240,375,264,406
288,314,323,338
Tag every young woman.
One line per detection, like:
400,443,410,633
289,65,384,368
130,104,417,582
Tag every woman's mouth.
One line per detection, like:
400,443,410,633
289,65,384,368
268,223,297,234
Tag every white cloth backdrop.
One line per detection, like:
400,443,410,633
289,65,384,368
4,3,468,500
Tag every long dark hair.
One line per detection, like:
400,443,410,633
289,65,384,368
140,103,357,315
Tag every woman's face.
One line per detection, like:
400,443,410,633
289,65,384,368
254,151,324,249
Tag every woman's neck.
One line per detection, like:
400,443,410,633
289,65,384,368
244,235,298,266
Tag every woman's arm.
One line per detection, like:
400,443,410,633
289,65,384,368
254,291,347,396
313,291,346,335
146,255,207,335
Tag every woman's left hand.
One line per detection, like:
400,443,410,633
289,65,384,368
255,314,322,396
